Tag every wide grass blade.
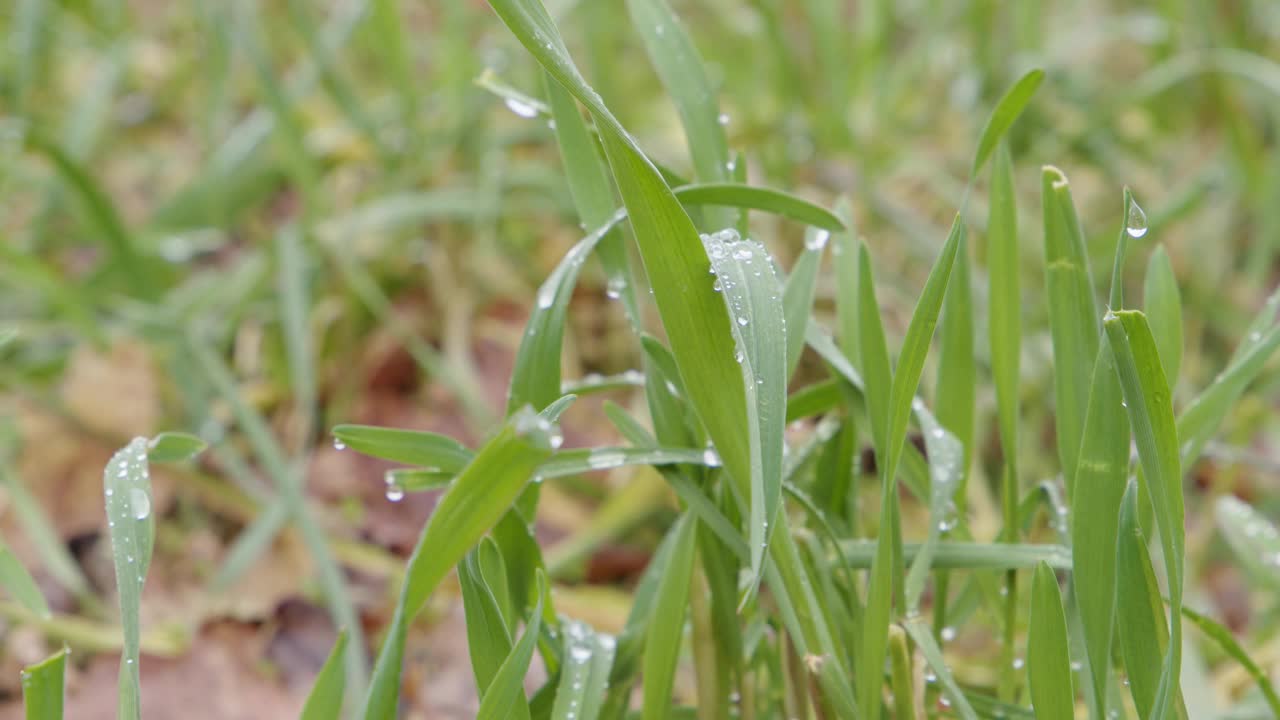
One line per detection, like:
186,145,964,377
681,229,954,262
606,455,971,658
551,621,616,720
0,540,49,617
1115,482,1177,720
971,69,1045,176
1028,563,1074,720
103,438,156,720
1071,343,1130,719
360,408,556,718
1143,246,1184,387
476,573,547,720
702,228,787,592
1107,309,1186,720
299,630,348,720
642,515,698,719
145,432,208,464
21,648,66,720
1042,166,1101,492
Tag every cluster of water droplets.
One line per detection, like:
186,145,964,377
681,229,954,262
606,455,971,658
105,437,152,524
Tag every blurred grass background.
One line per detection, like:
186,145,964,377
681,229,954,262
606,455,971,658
1,0,1279,716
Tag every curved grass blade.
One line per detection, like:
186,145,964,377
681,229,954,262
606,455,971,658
702,229,787,593
104,438,155,720
331,425,474,474
904,618,979,720
641,515,698,720
21,648,66,720
1143,245,1184,387
783,228,828,379
988,141,1021,514
0,541,49,618
1071,343,1130,719
1177,323,1280,467
856,243,892,454
671,184,845,231
461,540,515,693
300,630,348,720
971,68,1045,176
551,621,617,720
1215,496,1280,590
476,573,547,720
361,408,556,719
1180,604,1280,717
936,228,973,483
1042,166,1101,492
1115,482,1175,720
1105,310,1185,720
1028,563,1074,720
146,432,208,464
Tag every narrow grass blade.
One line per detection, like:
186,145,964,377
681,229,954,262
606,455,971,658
1028,563,1074,720
988,141,1021,511
642,515,698,720
840,541,1072,570
299,630,348,720
702,229,787,592
21,648,66,720
145,432,208,463
904,412,963,612
1071,343,1129,719
0,541,49,617
103,438,155,720
0,468,92,599
1105,310,1185,720
275,226,317,445
1180,604,1280,717
832,199,859,364
670,184,845,231
904,618,979,720
538,447,712,478
361,409,555,719
1115,482,1173,720
551,621,616,720
460,541,515,693
1215,496,1280,590
640,335,700,450
624,0,730,189
971,68,1045,176
331,425,474,474
783,228,827,379
476,573,547,720
1042,166,1101,492
1177,323,1280,467
888,626,917,720
856,243,892,454
1143,246,1184,387
936,227,974,484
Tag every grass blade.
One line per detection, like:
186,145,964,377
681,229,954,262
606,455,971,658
1028,563,1074,720
1215,495,1280,590
331,425,474,474
971,68,1045,176
0,540,49,618
461,541,515,693
1177,323,1280,468
904,618,979,720
299,630,348,720
840,541,1072,570
904,412,963,612
1180,604,1280,717
1042,166,1101,493
1115,482,1175,720
360,408,556,718
551,622,617,720
1143,245,1184,387
145,432,208,463
783,228,827,379
670,183,846,231
476,573,547,720
642,515,698,719
1106,311,1186,720
21,648,66,720
1071,343,1130,719
988,141,1021,516
103,438,155,720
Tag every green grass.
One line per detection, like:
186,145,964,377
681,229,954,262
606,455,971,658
3,0,1280,719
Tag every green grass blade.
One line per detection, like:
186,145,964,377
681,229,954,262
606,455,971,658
936,227,974,483
145,432,208,463
275,226,317,446
476,573,547,720
1071,343,1130,719
332,425,474,474
988,141,1021,506
538,447,712,478
1143,245,1184,387
840,540,1072,570
460,541,515,693
0,540,49,618
669,184,845,231
856,243,891,454
299,630,349,720
641,515,698,720
1215,496,1280,590
1177,323,1280,468
551,622,617,720
1106,311,1185,720
904,412,963,612
0,467,92,599
832,199,859,364
360,408,555,718
1042,166,1101,492
1028,563,1074,720
903,618,979,720
971,68,1045,176
624,0,730,190
1180,604,1280,717
702,229,787,593
103,438,155,720
1115,482,1172,720
21,648,66,720
783,228,827,379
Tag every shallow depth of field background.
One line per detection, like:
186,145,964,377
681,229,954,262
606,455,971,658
1,0,1279,717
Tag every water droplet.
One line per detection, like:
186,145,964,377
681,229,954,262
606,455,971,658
924,671,937,684
536,287,555,309
385,484,405,502
734,348,744,363
1249,330,1262,342
1125,198,1148,238
550,431,564,450
129,488,151,520
587,450,626,470
805,229,830,251
105,488,114,497
605,277,626,300
570,645,592,663
1012,657,1024,670
713,279,723,292
503,97,539,118
717,112,730,126
733,247,753,261
940,626,957,642
1070,660,1083,672
737,316,749,326
702,448,722,467
333,438,346,451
